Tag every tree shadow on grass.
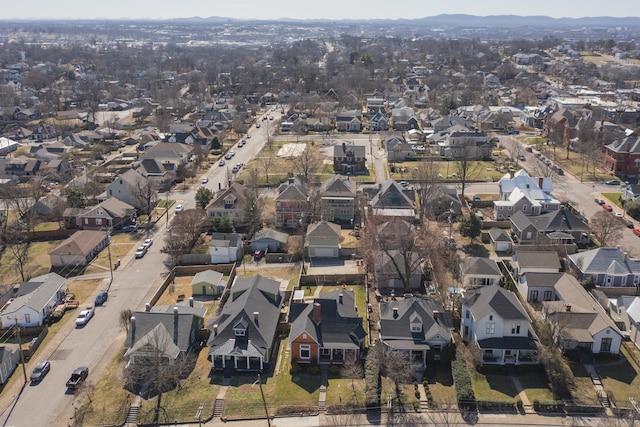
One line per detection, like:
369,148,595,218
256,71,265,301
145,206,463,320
461,243,489,257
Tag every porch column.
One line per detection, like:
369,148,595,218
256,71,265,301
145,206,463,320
247,357,250,369
221,356,225,369
234,356,238,369
423,351,426,366
260,357,263,370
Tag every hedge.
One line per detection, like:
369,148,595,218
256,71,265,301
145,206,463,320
452,347,476,408
364,349,381,408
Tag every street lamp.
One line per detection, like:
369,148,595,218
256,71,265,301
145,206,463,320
252,374,271,427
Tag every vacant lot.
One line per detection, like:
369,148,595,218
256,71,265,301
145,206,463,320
0,239,61,284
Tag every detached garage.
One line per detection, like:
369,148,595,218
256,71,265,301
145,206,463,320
306,221,341,258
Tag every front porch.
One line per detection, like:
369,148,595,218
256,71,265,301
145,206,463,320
211,354,265,371
481,348,538,365
317,348,358,365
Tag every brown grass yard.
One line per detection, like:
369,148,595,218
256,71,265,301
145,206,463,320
597,344,640,408
0,240,60,284
569,362,600,406
471,369,518,402
426,366,457,407
381,376,420,411
239,265,302,290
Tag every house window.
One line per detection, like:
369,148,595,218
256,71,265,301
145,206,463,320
465,310,470,319
96,218,102,225
234,328,245,337
511,324,521,334
523,205,528,212
463,325,469,338
601,338,612,353
486,323,495,335
489,315,493,321
322,348,331,356
543,291,553,301
300,344,311,359
411,324,421,333
24,314,30,324
529,290,538,301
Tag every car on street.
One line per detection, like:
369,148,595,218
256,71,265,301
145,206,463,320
123,224,138,233
634,228,640,237
246,134,251,138
225,152,233,160
238,140,245,147
30,360,51,383
595,198,605,205
135,245,148,258
473,195,481,201
602,204,614,212
269,115,274,120
201,177,208,184
95,291,108,306
66,366,88,390
525,146,533,152
613,212,624,218
624,220,635,229
256,122,260,128
75,306,95,326
518,155,526,161
606,180,621,185
232,166,239,173
219,159,225,166
143,238,153,248
399,181,409,187
174,204,184,213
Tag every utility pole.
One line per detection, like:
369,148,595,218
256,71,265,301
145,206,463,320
105,228,113,285
255,374,270,427
10,317,27,385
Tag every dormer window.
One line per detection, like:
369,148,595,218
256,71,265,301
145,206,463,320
233,318,248,337
234,328,245,337
410,312,422,333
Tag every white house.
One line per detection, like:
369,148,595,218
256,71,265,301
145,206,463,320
209,233,243,264
0,273,67,328
461,286,537,365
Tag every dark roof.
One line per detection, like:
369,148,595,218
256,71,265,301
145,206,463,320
207,275,282,358
522,272,564,288
321,175,356,197
289,290,365,347
463,286,530,322
478,333,537,350
461,257,502,277
370,180,414,209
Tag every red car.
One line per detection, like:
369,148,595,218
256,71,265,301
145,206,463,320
602,204,613,212
633,228,640,237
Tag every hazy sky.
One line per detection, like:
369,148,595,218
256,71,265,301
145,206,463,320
4,0,640,20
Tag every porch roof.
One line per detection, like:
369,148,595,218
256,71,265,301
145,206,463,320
382,339,431,351
477,335,537,350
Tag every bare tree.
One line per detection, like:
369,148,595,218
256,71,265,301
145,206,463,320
286,142,322,184
257,144,275,184
5,179,48,233
124,327,196,425
379,346,420,399
5,223,31,282
452,145,482,198
132,177,158,231
119,309,133,333
590,210,624,246
411,159,442,221
168,209,208,250
340,351,364,402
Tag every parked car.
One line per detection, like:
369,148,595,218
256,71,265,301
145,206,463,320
30,360,51,383
66,366,89,390
143,238,153,248
634,228,640,237
254,250,264,261
399,181,409,187
218,159,225,166
231,166,239,173
225,152,233,160
123,224,138,233
473,195,481,201
613,212,624,218
595,198,605,205
174,204,184,213
256,122,261,128
518,155,526,161
75,306,95,326
135,246,147,259
606,179,621,185
201,177,208,184
525,146,533,152
624,220,634,229
238,140,245,147
94,291,108,306
602,204,614,212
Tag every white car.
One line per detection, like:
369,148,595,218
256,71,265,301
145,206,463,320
135,246,147,259
174,204,184,213
613,212,624,218
143,238,153,248
75,307,95,326
201,177,208,184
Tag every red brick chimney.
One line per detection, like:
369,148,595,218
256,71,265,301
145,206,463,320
538,177,543,188
313,303,321,324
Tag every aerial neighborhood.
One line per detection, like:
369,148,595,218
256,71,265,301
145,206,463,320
2,15,640,426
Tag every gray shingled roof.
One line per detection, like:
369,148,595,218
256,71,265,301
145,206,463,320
7,273,67,315
370,180,414,209
463,286,530,322
461,257,502,277
569,247,640,276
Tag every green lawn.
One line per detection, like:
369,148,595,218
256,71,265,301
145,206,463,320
381,377,420,411
602,192,623,207
389,160,508,182
597,345,640,408
569,362,599,405
325,378,366,408
427,365,457,407
517,369,555,402
471,370,519,401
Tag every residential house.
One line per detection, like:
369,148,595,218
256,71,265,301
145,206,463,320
289,290,366,365
0,137,20,156
510,209,590,245
306,220,341,258
333,143,367,175
208,275,283,372
623,184,640,202
494,170,559,220
391,107,419,131
251,228,289,253
436,125,490,160
368,180,416,221
0,345,20,385
609,296,640,349
209,233,244,264
335,109,362,132
422,185,462,219
379,297,453,367
49,230,110,268
0,157,40,178
138,158,175,190
77,197,136,230
368,111,389,131
511,250,561,276
542,274,622,355
385,135,416,162
61,133,91,150
206,182,248,228
319,175,356,225
568,247,640,288
461,257,502,288
191,270,226,297
0,273,67,328
376,219,414,249
517,272,565,303
275,177,307,229
604,135,640,178
461,286,538,365
489,228,513,253
125,304,207,366
104,169,149,210
375,250,422,290
545,108,580,151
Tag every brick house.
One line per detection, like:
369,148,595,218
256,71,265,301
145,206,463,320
604,135,640,178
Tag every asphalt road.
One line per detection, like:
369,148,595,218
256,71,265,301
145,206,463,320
0,107,285,427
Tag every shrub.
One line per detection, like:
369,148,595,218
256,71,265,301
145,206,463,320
329,365,340,375
290,361,301,374
364,347,381,408
451,347,476,409
308,364,320,375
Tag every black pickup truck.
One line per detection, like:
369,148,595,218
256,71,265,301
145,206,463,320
66,366,88,389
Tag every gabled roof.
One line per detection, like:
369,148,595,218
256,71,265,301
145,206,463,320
379,297,453,351
514,250,561,271
306,221,341,239
461,257,502,277
320,175,356,198
276,179,307,202
606,135,640,154
48,230,106,257
252,228,289,244
289,290,365,348
569,247,640,276
4,273,66,315
511,209,589,234
205,182,247,211
81,197,135,219
463,286,530,322
489,228,512,243
207,275,282,358
192,270,224,286
521,272,564,288
210,233,242,248
370,180,414,210
378,219,414,238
